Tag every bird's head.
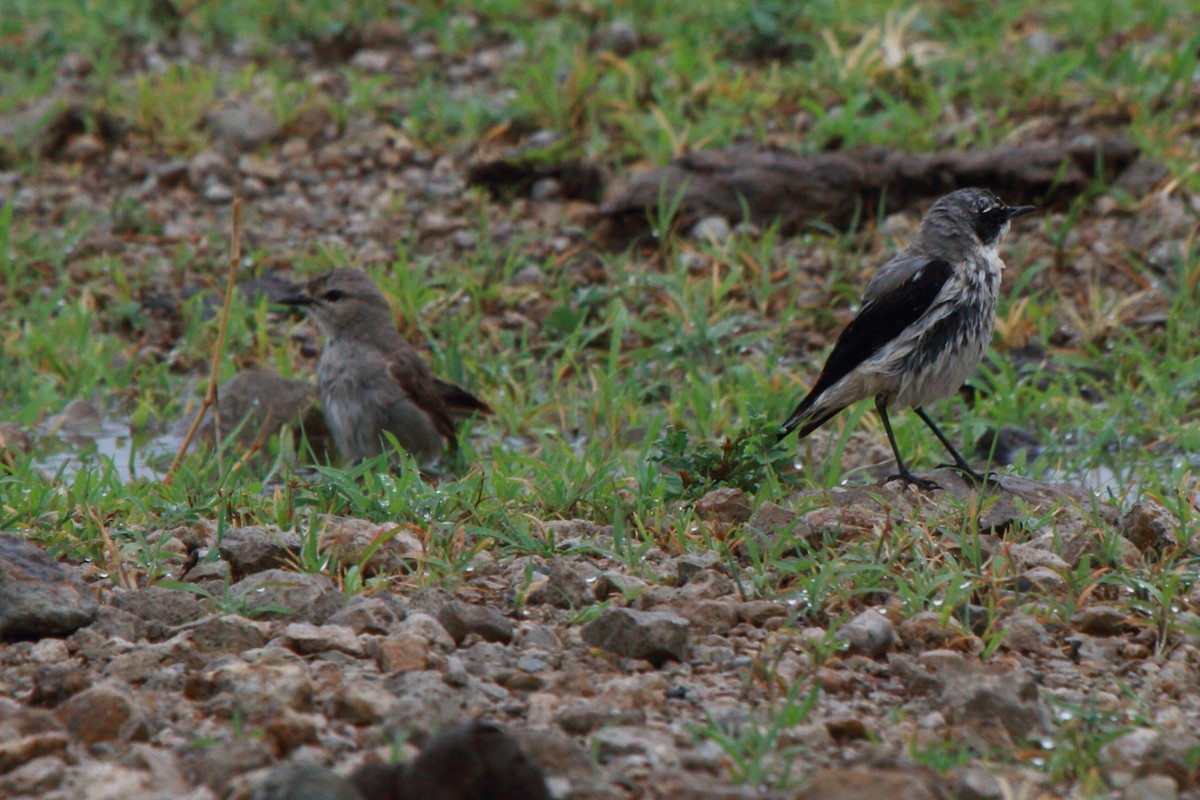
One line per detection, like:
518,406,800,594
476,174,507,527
280,268,393,338
924,188,1037,248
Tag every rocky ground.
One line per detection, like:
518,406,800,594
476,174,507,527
2,475,1199,799
3,11,1200,800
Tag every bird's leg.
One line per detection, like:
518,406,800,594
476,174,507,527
876,397,939,491
913,406,996,486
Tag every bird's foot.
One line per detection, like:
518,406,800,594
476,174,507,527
935,463,1001,488
886,471,941,491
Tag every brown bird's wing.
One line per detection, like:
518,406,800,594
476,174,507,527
386,347,460,445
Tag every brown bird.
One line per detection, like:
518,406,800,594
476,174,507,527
282,268,490,464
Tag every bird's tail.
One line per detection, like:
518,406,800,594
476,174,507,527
434,377,493,419
778,392,845,442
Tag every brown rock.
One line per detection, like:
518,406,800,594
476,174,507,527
279,622,365,656
55,683,148,745
0,755,65,795
318,516,424,576
0,733,68,774
695,488,753,524
373,634,430,673
798,766,943,800
1120,499,1176,554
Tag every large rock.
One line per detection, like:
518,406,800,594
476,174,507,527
838,609,896,657
55,682,149,746
0,533,98,640
437,601,514,645
798,766,943,800
217,525,303,578
227,569,342,622
350,721,550,800
581,608,689,666
251,763,364,800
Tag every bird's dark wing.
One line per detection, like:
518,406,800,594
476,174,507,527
780,257,953,437
433,377,493,419
386,347,460,445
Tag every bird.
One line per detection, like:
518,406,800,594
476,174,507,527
281,268,491,464
778,188,1036,490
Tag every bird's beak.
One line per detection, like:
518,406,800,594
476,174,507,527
1006,205,1037,219
277,291,314,307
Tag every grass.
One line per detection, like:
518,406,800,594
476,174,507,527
3,0,1200,794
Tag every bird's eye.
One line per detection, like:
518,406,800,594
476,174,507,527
324,289,345,301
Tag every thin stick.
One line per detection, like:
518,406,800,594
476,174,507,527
165,198,243,483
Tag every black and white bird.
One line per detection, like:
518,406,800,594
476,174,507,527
778,188,1036,490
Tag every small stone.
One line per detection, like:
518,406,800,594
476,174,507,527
530,177,561,201
1017,566,1067,593
1100,727,1160,771
227,569,342,622
939,664,1049,746
187,149,233,187
798,766,941,800
581,608,689,666
437,601,514,645
590,725,677,763
332,679,397,725
318,517,423,576
838,609,895,657
110,587,206,637
747,502,803,545
156,159,189,187
695,487,753,524
1124,776,1177,800
825,717,870,743
526,559,592,608
185,659,315,716
1073,604,1136,636
670,598,737,634
1120,499,1176,554
326,594,406,634
592,20,640,55
178,614,267,653
0,755,65,795
203,180,234,204
557,703,645,735
212,102,281,151
394,612,456,652
690,215,730,242
674,551,722,585
372,634,429,673
950,767,1005,800
0,734,68,775
29,638,69,664
64,133,105,162
250,763,363,800
279,622,364,657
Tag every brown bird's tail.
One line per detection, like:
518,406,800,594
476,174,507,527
434,377,493,420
